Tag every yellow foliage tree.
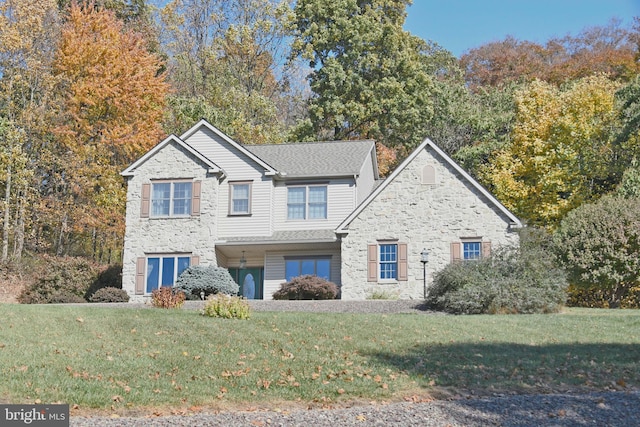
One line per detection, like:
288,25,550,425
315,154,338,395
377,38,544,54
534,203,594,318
484,75,621,228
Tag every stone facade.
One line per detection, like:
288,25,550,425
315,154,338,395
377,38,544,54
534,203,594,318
121,140,220,302
340,145,520,300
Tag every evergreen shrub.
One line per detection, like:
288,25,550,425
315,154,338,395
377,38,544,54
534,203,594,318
272,275,339,300
174,265,239,299
554,195,640,308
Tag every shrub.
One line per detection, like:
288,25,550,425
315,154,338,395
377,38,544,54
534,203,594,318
18,256,100,304
367,289,399,300
427,228,567,314
151,287,185,309
566,284,640,309
174,265,239,300
554,195,640,308
201,294,251,319
272,275,339,300
89,287,130,303
85,264,123,300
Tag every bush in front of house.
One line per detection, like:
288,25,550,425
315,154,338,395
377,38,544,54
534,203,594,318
427,228,567,314
554,195,640,308
85,264,123,300
151,286,185,308
18,255,101,304
89,287,130,303
174,265,239,299
201,294,251,319
272,275,339,300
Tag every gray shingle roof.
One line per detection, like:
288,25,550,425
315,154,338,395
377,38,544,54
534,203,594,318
245,140,375,178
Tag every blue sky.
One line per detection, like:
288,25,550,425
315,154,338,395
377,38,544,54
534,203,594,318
404,0,639,57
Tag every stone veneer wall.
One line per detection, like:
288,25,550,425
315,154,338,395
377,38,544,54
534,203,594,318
121,142,219,302
340,146,519,300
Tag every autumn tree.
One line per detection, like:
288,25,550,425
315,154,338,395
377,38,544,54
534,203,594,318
483,75,621,228
0,0,60,261
51,1,168,259
461,20,639,89
160,0,295,143
291,0,435,152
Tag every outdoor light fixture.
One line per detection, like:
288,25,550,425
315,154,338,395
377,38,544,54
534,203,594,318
239,251,247,269
420,248,429,299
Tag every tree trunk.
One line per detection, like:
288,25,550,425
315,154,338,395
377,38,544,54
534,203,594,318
2,163,12,263
13,188,25,260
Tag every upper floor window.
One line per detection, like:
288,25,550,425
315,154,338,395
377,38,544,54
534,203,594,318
151,181,192,217
287,185,327,220
230,182,251,215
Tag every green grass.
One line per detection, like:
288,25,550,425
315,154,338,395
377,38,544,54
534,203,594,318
0,305,638,414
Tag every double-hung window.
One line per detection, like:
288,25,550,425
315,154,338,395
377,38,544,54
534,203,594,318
379,244,398,280
287,185,327,220
367,242,408,282
285,257,331,281
151,181,192,217
230,182,251,215
463,242,482,260
146,255,191,293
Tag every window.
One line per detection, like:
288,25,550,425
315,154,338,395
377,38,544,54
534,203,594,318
287,185,327,220
146,255,191,293
379,244,398,279
285,257,331,281
230,182,251,215
451,240,490,262
367,242,408,282
463,242,482,260
151,181,192,217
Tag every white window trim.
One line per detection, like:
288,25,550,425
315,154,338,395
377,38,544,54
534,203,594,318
286,184,328,220
229,181,252,215
378,242,398,282
150,180,193,218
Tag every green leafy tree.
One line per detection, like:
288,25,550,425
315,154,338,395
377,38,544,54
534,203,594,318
554,195,640,307
291,0,435,151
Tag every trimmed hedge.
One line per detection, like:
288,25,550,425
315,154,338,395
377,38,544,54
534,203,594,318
89,287,130,303
273,275,339,300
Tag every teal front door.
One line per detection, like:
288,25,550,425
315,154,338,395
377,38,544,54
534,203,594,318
229,267,264,300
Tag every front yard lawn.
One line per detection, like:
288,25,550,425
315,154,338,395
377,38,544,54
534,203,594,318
0,305,638,415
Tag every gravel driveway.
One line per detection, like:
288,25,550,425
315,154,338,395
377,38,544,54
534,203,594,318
70,300,638,426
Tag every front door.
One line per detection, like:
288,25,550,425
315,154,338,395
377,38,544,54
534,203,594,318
229,267,264,300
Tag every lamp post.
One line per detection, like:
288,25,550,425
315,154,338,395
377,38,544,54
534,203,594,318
420,248,429,299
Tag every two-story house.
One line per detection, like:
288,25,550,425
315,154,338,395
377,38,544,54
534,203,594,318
121,119,522,302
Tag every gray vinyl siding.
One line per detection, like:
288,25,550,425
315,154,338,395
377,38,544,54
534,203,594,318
272,178,356,232
184,127,274,238
263,249,342,300
356,151,378,204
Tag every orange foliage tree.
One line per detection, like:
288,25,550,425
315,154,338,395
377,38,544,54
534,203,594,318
51,1,168,260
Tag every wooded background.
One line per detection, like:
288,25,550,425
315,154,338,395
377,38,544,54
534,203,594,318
1,0,638,265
